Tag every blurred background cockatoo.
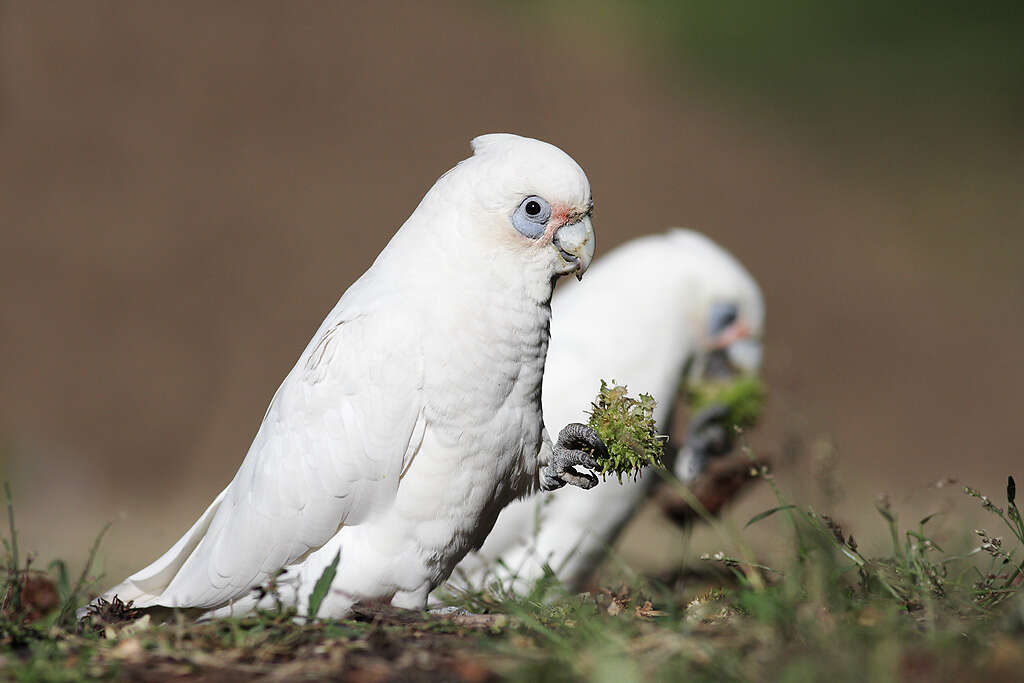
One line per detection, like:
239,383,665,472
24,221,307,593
443,229,765,597
86,134,609,620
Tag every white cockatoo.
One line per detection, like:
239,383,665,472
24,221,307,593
443,229,765,597
87,134,610,620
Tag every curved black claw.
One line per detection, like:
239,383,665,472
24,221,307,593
540,423,609,492
674,403,735,483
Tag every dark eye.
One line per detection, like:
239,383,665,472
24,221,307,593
511,195,552,239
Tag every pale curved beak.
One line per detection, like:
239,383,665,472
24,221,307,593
726,338,763,374
552,216,595,281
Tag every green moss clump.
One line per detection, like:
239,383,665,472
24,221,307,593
687,375,766,429
587,380,666,483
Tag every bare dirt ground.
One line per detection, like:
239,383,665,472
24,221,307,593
1,1,1022,581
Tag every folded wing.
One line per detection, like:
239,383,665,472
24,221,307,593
103,303,425,610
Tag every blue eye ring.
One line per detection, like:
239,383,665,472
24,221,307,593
708,302,739,336
511,195,551,239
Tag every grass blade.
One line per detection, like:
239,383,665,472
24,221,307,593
4,482,20,612
307,549,340,620
745,505,797,529
57,522,111,624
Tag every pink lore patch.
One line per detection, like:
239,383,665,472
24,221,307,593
542,205,571,243
711,321,752,349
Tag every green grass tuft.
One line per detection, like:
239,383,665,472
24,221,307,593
688,375,766,429
4,466,1024,680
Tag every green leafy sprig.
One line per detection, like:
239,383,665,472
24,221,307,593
587,380,666,483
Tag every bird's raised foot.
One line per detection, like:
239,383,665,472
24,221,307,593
674,403,734,483
541,423,608,491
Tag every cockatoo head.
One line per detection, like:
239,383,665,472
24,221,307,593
430,134,595,283
669,229,765,382
581,229,763,384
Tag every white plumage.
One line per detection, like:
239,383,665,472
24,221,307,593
90,134,599,619
446,229,765,596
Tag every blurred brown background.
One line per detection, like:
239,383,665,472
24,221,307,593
1,1,1022,580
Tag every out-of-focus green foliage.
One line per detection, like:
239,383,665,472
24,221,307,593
689,375,766,430
641,1,1020,97
510,0,1024,115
